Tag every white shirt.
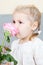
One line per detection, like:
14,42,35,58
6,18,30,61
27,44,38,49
10,37,43,65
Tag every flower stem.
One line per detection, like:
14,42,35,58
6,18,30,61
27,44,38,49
1,36,5,48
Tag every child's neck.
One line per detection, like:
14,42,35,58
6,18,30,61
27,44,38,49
19,33,33,44
19,33,38,44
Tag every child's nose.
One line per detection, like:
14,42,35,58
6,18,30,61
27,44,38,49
15,23,19,33
15,23,19,29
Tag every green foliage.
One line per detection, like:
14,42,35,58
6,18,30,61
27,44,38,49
4,31,10,43
0,53,17,65
0,31,18,65
4,46,11,52
5,54,17,65
0,46,2,52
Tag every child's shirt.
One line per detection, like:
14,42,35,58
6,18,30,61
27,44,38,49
10,37,43,65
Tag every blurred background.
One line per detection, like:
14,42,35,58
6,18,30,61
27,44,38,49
0,0,43,47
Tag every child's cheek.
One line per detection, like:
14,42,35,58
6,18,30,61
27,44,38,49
19,28,28,37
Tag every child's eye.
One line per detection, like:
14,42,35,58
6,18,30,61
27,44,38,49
13,20,15,23
13,20,23,24
19,21,23,24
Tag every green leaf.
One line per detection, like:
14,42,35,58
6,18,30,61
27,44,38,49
5,54,18,65
2,54,6,60
4,47,11,52
6,36,10,43
0,53,6,63
4,31,10,43
0,46,2,52
4,31,10,37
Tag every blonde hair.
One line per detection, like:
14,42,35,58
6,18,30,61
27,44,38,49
14,5,41,39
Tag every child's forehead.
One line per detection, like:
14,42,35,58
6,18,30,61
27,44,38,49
13,12,28,17
13,11,33,22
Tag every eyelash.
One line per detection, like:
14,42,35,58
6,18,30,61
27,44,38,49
13,20,23,24
13,20,15,23
19,21,23,24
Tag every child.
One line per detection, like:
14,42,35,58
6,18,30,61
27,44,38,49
6,5,43,65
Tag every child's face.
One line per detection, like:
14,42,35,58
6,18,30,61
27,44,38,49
13,12,33,39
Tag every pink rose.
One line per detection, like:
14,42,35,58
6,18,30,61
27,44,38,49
3,23,19,36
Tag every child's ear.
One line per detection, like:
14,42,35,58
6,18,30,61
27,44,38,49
31,21,38,31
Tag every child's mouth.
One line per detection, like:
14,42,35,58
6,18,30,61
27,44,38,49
15,32,20,36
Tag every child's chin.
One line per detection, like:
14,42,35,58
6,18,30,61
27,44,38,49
15,34,20,38
15,33,24,39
